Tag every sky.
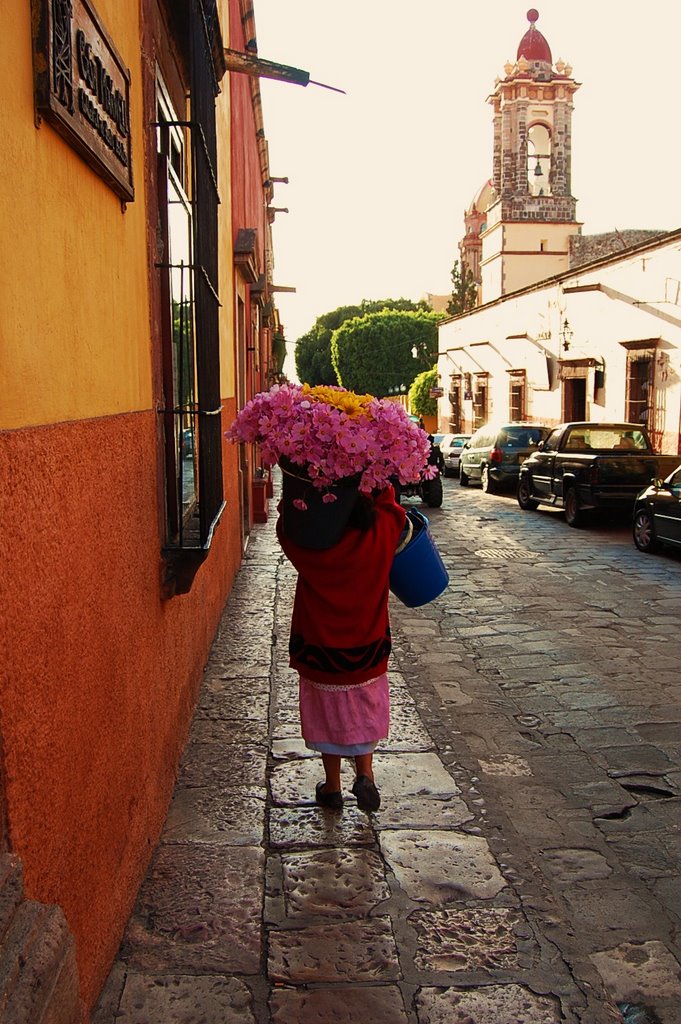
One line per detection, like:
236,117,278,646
253,1,681,369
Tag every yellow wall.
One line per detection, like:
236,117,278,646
1,0,151,430
503,222,579,253
481,220,580,299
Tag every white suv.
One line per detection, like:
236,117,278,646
439,434,471,477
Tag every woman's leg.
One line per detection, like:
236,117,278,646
354,752,374,782
352,752,380,812
321,752,342,792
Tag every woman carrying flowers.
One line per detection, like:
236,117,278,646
276,482,405,811
227,383,434,811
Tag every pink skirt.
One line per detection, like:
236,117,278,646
299,672,390,756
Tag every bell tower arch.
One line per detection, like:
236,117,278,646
481,9,581,300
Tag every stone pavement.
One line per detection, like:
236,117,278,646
93,477,681,1024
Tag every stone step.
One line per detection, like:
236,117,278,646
0,855,24,939
0,854,81,1024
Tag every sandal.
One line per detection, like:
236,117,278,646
315,781,343,811
352,775,381,812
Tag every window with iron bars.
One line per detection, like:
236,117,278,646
473,374,489,429
156,0,224,594
625,350,655,434
448,375,462,431
509,371,526,421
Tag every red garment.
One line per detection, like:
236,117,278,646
277,487,406,687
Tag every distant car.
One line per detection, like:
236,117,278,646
633,466,681,553
392,436,444,508
440,433,471,477
460,422,551,492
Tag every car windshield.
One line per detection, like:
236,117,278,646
565,427,649,450
498,426,549,447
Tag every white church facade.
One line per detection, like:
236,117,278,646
437,10,681,456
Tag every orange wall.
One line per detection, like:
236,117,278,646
0,407,242,1006
2,0,246,1010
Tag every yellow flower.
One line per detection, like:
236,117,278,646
302,384,374,419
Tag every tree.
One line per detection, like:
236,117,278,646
330,309,442,396
409,367,439,419
294,327,337,386
447,259,478,316
294,297,432,386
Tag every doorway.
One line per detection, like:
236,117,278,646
562,377,586,421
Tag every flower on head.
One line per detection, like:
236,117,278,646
226,383,431,495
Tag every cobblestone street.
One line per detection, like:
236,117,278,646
94,473,681,1024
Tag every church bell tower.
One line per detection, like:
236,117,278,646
481,9,581,301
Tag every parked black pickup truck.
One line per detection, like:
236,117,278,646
517,422,680,527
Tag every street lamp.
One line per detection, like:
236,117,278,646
560,318,573,352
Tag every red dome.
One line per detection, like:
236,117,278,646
517,9,552,64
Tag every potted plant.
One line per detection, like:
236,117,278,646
227,383,435,547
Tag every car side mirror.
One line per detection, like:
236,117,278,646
463,442,470,450
653,477,664,489
537,440,545,451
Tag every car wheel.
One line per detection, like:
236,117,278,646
481,466,496,493
517,475,540,511
425,476,443,507
459,467,469,487
564,487,585,528
633,508,658,552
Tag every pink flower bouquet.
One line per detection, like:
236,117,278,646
226,383,435,503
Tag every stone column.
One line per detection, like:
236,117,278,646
516,102,529,196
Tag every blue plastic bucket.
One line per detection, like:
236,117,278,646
389,509,449,607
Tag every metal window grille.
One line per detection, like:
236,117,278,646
473,376,488,429
509,373,526,421
157,0,224,588
448,375,461,431
626,350,658,449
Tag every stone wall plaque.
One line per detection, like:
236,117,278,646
32,0,134,201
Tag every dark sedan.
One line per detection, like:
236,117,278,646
633,466,681,553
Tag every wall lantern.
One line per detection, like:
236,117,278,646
560,318,573,352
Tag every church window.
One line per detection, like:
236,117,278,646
528,123,551,196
